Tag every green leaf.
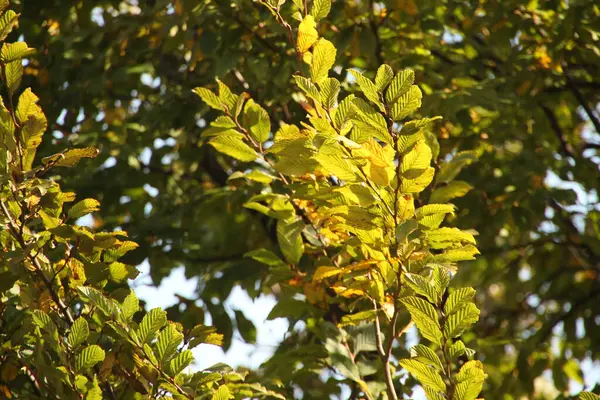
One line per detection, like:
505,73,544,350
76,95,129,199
400,296,442,345
188,325,224,348
212,385,234,400
375,64,394,92
4,59,22,95
435,151,478,184
339,310,378,326
209,135,258,162
325,337,361,382
399,359,446,393
400,167,435,194
310,0,331,21
0,42,35,63
433,245,480,262
410,344,443,371
122,290,139,322
426,227,476,250
268,297,316,320
68,198,100,219
216,79,237,110
320,77,341,110
448,340,467,359
156,324,184,363
404,273,439,305
316,153,360,181
234,309,257,344
0,10,19,42
243,99,270,143
430,181,473,203
77,287,120,317
67,317,89,349
444,302,480,338
42,147,100,168
454,361,486,400
444,287,476,315
277,218,304,264
244,248,286,267
386,69,414,103
137,307,168,344
579,393,600,400
193,87,224,111
294,75,321,103
310,39,336,84
349,70,383,111
333,94,355,129
32,310,58,335
74,345,105,372
391,85,422,121
401,141,432,176
168,350,194,376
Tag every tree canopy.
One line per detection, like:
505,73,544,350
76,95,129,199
1,0,600,399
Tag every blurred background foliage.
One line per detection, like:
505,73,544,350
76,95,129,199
11,0,600,397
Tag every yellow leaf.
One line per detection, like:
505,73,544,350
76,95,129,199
298,15,318,53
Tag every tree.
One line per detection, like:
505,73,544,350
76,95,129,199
3,0,600,398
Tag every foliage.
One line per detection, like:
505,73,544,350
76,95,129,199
0,5,282,400
2,0,600,398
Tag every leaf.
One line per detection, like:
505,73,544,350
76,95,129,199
156,325,184,363
243,99,270,143
67,318,89,349
430,181,473,203
391,85,422,121
433,245,480,262
580,393,600,400
68,198,100,219
122,290,139,322
325,337,361,382
426,228,476,250
320,77,341,109
42,147,100,168
444,287,476,315
399,359,446,393
216,79,237,110
444,302,480,338
0,10,19,42
234,309,257,344
313,266,341,281
268,298,316,320
349,70,383,111
0,42,35,63
4,60,22,95
401,141,432,175
212,385,234,400
277,218,304,264
400,296,442,345
168,350,194,376
316,153,360,181
77,287,120,317
339,310,378,326
209,135,258,162
15,88,40,123
386,69,414,103
188,325,224,348
244,248,286,267
32,310,57,335
298,15,318,53
294,75,321,103
403,273,439,305
410,344,443,371
448,340,467,359
310,0,331,21
435,151,478,184
454,361,486,400
400,167,435,194
75,345,105,372
333,94,355,129
193,87,224,111
137,307,168,344
310,39,336,84
375,64,394,92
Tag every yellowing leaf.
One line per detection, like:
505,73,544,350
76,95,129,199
313,266,341,281
193,87,223,111
298,15,318,53
310,39,336,84
401,141,432,175
401,166,434,193
0,42,35,63
386,69,414,103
